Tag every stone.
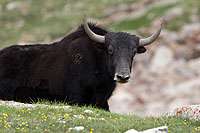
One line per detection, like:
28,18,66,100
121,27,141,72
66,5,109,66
149,46,174,74
164,7,183,21
166,105,200,122
125,126,168,133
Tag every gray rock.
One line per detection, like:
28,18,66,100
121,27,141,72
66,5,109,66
149,46,174,74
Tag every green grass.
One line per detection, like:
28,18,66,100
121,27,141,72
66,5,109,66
0,102,200,132
109,3,179,31
0,0,138,48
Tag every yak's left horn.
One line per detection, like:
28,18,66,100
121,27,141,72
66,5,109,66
83,13,105,44
139,18,163,46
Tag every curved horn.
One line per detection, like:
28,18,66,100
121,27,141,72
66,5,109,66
83,13,105,43
139,18,163,46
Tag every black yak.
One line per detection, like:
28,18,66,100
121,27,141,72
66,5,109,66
0,14,162,110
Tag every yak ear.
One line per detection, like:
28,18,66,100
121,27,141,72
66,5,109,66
137,46,146,54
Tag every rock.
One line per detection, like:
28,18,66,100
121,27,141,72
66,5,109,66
109,87,135,114
164,7,183,21
149,46,174,74
125,126,168,133
6,1,25,10
73,126,84,131
69,126,85,131
142,126,168,133
159,30,179,44
163,77,200,95
125,129,138,133
180,23,200,42
188,57,200,74
166,105,200,122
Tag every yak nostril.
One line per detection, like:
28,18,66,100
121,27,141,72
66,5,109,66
114,73,130,82
116,75,130,81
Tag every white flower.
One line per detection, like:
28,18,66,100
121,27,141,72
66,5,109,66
99,118,105,120
88,117,95,120
84,110,93,114
57,121,66,124
73,115,85,119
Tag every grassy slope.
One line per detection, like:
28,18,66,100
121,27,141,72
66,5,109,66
0,103,200,132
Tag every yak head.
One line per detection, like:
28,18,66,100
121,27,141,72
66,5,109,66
83,13,162,83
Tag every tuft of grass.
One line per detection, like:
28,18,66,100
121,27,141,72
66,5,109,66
0,102,200,132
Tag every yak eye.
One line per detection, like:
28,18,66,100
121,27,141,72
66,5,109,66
108,45,114,54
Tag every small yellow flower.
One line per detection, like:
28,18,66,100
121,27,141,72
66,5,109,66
3,113,8,117
16,127,20,130
120,118,123,120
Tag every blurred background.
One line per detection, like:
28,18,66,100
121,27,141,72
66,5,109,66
0,0,200,116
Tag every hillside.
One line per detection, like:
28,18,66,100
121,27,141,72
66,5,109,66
0,101,199,132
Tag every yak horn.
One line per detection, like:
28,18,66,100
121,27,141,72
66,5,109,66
139,18,163,46
83,13,105,43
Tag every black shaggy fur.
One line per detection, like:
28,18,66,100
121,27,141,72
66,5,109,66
0,23,115,110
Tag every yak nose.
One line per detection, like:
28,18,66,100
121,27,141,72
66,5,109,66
114,72,130,83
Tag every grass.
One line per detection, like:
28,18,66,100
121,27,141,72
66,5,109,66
1,0,199,48
0,102,200,132
109,3,179,31
0,0,138,48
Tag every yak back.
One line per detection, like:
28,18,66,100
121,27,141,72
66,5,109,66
0,23,115,103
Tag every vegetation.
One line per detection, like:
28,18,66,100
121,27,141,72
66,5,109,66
0,102,200,132
0,0,199,48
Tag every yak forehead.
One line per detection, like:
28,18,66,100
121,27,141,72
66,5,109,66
105,32,139,49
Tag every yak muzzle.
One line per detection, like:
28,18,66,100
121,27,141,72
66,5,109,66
114,72,130,83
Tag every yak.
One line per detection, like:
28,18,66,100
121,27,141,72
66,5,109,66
0,14,162,110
